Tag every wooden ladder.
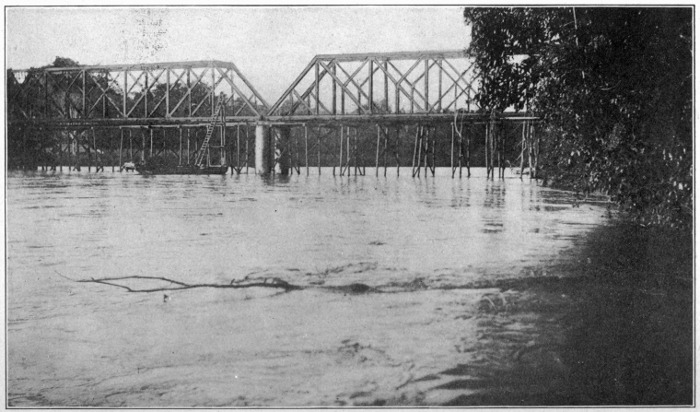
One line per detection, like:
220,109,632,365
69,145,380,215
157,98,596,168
194,94,226,167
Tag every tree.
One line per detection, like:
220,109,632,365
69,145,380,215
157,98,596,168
51,56,80,68
464,7,692,227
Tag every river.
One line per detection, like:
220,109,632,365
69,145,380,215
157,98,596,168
6,167,691,406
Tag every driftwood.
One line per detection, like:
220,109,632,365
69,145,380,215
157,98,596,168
53,270,389,298
55,271,301,293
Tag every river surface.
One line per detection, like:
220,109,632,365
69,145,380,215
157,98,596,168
7,167,621,406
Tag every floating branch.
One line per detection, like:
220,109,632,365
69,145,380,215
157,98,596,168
55,271,388,296
55,271,301,293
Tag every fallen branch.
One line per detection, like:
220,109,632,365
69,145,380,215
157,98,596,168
55,271,302,293
54,271,384,297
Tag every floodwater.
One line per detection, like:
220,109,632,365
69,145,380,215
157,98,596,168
6,167,690,406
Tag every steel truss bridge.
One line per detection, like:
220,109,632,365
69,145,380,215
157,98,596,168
7,50,540,178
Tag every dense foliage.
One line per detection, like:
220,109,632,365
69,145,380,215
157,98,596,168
464,7,692,227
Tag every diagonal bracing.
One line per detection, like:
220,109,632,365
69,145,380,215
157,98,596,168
8,60,270,126
267,50,480,121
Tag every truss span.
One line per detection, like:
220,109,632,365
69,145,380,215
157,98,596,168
266,50,489,124
7,60,269,127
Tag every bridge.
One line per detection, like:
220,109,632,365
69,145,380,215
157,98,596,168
7,50,540,178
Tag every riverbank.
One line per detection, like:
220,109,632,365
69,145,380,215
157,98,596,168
440,220,693,406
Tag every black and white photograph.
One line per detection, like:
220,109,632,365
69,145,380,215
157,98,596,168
4,4,694,407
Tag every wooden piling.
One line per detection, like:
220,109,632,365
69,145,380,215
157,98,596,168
500,126,505,179
246,125,250,174
431,131,436,177
383,127,388,177
534,124,539,179
58,132,63,172
335,126,341,176
519,121,526,179
68,132,73,171
317,126,321,175
352,127,357,176
95,128,102,172
412,125,419,177
346,127,351,176
527,122,533,178
496,123,501,178
491,120,497,179
119,128,124,171
76,131,81,171
305,124,309,176
68,132,77,172
235,124,241,174
484,123,489,179
109,130,114,172
451,123,455,178
375,125,380,177
465,123,471,178
395,126,401,177
295,128,300,175
178,126,183,167
424,127,429,177
221,113,226,168
458,121,463,178
87,129,92,172
354,128,360,176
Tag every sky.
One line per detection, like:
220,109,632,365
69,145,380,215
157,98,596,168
6,6,471,102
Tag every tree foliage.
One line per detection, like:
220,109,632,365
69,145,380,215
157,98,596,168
464,7,692,227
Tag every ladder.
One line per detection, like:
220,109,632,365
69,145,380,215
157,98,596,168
194,94,226,167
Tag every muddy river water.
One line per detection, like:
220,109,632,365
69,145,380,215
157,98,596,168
6,167,691,406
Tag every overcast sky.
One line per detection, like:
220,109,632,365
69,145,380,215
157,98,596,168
6,6,471,102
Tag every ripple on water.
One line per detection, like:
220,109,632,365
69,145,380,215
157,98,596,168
7,168,612,406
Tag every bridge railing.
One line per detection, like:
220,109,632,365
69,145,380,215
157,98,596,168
266,50,481,123
7,60,269,126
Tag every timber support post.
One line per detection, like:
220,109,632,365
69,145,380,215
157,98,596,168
72,131,78,171
375,125,381,177
86,129,92,172
141,128,146,164
119,127,124,172
484,122,489,179
304,124,309,176
520,121,527,179
395,126,401,177
465,123,471,178
276,126,291,175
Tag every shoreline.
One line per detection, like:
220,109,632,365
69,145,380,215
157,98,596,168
439,220,693,406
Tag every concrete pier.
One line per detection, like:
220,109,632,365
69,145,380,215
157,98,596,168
255,124,272,175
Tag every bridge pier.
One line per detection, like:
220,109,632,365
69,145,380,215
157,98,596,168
255,124,272,175
255,124,291,176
